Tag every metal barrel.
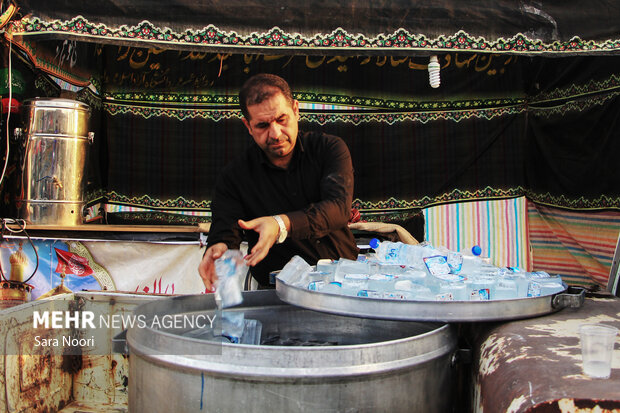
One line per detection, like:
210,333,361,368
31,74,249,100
127,290,457,412
18,98,92,225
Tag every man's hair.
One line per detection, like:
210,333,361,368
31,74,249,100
239,73,294,120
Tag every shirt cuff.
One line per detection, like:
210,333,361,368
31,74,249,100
287,210,310,239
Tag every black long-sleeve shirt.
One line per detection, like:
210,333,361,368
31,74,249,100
207,130,359,285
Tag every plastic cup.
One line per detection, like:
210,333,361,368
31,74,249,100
579,324,618,379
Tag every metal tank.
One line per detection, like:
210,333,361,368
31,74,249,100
17,98,93,225
127,290,457,412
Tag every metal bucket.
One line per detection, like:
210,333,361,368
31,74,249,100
127,290,457,412
17,98,93,225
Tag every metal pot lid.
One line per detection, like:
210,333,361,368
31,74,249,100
275,279,585,322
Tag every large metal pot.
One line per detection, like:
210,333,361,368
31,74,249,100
127,290,457,412
17,98,93,225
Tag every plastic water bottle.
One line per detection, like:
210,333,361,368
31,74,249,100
334,258,369,283
412,285,435,301
322,281,344,295
316,258,337,274
304,272,329,291
438,282,468,301
370,238,432,267
469,275,495,300
215,250,247,308
527,271,564,296
277,255,312,287
367,273,396,291
500,268,530,298
494,279,518,300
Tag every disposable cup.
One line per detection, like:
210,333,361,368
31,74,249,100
579,324,618,379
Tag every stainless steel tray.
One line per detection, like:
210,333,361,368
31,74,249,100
276,279,585,322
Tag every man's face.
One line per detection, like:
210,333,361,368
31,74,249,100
242,90,300,167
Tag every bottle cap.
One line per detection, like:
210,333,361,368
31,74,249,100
369,238,380,249
472,245,482,256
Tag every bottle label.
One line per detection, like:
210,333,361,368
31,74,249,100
423,255,451,276
357,290,409,300
471,289,490,301
357,290,382,298
447,251,463,273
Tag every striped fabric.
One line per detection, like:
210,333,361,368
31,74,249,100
422,197,530,270
527,202,620,289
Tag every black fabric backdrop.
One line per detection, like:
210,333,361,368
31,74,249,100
95,49,620,222
98,48,531,222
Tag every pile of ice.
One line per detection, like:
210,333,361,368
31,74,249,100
277,241,565,302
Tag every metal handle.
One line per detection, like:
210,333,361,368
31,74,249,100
451,348,472,367
552,286,586,309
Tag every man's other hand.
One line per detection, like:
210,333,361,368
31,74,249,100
238,216,281,267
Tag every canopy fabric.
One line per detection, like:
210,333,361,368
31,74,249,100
1,2,619,226
7,1,620,55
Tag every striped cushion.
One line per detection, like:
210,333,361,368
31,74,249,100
527,202,620,288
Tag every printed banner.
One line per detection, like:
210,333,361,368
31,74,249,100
0,238,208,301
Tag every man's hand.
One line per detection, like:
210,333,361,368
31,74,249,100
198,242,228,291
238,216,284,267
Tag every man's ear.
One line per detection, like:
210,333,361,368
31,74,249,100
242,117,252,134
292,99,300,120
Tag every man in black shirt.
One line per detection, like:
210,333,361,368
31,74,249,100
198,74,358,289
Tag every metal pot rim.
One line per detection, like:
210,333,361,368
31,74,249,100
23,97,90,111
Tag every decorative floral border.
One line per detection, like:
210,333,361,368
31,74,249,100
89,186,620,225
530,89,620,118
108,91,524,112
353,188,620,213
531,73,620,103
101,191,211,210
353,187,527,212
524,191,620,211
9,16,620,54
101,187,602,211
105,101,525,124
